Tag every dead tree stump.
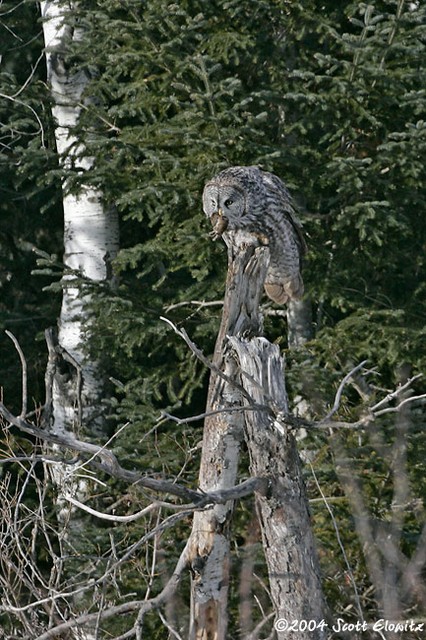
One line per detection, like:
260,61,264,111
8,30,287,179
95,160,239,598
231,337,326,639
189,236,269,640
189,231,326,640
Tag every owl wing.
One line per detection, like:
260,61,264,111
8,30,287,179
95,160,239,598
261,171,307,304
262,171,307,256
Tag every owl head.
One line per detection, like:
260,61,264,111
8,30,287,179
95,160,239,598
203,166,268,239
202,180,246,230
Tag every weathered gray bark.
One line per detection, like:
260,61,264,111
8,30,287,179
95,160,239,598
189,233,269,640
231,337,326,640
190,227,325,639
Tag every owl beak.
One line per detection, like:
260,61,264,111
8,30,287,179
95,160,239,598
218,207,224,217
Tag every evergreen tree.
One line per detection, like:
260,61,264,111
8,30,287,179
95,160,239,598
0,0,61,410
0,1,424,637
278,0,426,379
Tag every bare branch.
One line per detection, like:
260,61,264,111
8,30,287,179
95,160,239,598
245,612,276,640
158,404,270,426
0,401,266,507
309,462,364,621
164,299,223,312
64,485,267,522
317,372,425,429
373,393,426,417
32,538,192,640
160,316,256,405
64,495,159,522
158,609,184,640
0,454,75,466
0,92,46,147
0,401,198,502
320,360,368,424
9,51,46,99
5,330,28,418
370,373,423,412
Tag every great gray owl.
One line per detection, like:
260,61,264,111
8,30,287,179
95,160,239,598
202,166,307,304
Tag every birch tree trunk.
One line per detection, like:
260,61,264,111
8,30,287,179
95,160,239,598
188,233,269,640
41,0,119,446
40,5,118,636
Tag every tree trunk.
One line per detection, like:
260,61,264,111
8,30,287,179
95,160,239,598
41,0,119,442
188,233,269,640
190,227,325,638
287,298,314,348
40,5,118,636
230,337,326,640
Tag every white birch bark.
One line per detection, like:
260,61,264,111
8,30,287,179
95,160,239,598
41,0,118,439
40,7,118,636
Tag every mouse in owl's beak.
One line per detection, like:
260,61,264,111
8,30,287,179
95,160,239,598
209,207,229,240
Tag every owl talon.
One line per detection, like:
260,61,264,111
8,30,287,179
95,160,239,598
209,230,221,241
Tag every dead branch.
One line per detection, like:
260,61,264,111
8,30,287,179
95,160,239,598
373,393,426,416
309,462,364,621
370,373,423,412
160,315,256,405
5,330,28,418
158,404,270,426
317,370,425,429
164,299,223,312
0,400,266,507
320,360,368,424
32,538,192,640
64,477,266,522
63,495,159,522
163,316,289,418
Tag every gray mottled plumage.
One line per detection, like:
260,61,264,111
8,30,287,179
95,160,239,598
203,166,307,304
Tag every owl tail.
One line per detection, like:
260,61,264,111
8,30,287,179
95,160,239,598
264,274,304,305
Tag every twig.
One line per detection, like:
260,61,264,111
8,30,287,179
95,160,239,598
5,510,191,620
160,316,256,405
76,420,132,471
63,493,223,522
158,405,270,426
245,612,276,640
33,538,192,640
158,609,184,640
0,401,266,505
0,92,46,147
9,50,46,99
0,454,76,466
63,496,157,522
370,373,423,412
0,401,200,502
164,299,223,312
320,360,368,424
5,330,28,418
374,393,426,416
309,462,364,622
162,318,290,422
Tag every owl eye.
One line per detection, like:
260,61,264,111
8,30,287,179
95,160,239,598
224,198,234,207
